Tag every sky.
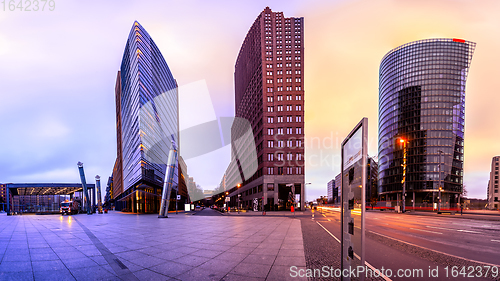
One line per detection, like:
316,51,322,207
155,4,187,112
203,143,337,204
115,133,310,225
0,0,499,201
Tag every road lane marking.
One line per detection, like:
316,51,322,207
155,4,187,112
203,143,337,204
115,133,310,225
322,214,327,217
410,227,442,234
316,221,340,243
316,221,392,281
492,240,500,243
370,230,500,268
327,219,331,221
425,225,481,234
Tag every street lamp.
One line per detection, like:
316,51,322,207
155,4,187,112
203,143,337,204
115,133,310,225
400,138,408,213
438,150,443,213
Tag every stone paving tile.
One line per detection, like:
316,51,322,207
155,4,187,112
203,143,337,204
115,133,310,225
107,245,129,254
251,247,280,256
0,271,34,281
0,261,32,272
115,250,149,262
278,249,304,257
30,248,59,261
172,246,202,255
76,245,101,257
226,246,255,255
33,268,76,281
136,246,165,256
281,243,304,250
5,248,29,257
127,254,167,268
133,268,172,281
153,250,187,261
56,250,88,260
70,265,117,281
52,246,76,254
197,258,240,273
149,260,194,278
119,258,145,273
89,255,108,266
267,265,308,280
242,253,276,265
221,273,265,281
176,266,227,281
173,254,211,267
190,249,223,259
28,242,50,249
155,243,181,251
257,241,283,249
32,260,67,272
2,253,31,262
230,262,273,279
211,252,248,263
273,255,307,267
62,257,99,269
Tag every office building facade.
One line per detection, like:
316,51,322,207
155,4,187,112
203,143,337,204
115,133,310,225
487,156,500,210
327,179,335,204
335,173,341,204
226,7,305,211
378,38,475,209
112,21,181,213
335,156,377,206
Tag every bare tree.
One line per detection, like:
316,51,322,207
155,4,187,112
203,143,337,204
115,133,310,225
462,184,468,198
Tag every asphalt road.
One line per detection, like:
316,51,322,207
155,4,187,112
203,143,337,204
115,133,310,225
300,208,499,281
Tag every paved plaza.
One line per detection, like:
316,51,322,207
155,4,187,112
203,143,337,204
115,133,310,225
0,210,307,280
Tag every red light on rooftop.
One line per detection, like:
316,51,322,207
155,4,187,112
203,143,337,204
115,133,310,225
453,38,465,43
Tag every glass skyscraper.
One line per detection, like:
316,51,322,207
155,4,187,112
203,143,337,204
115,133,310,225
114,21,179,213
378,38,475,209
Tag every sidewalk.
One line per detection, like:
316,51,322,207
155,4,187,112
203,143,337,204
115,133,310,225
0,211,307,280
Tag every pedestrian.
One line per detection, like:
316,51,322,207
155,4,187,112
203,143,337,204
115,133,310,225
460,204,463,215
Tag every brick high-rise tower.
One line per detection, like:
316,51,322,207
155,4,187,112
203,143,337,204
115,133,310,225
225,7,305,211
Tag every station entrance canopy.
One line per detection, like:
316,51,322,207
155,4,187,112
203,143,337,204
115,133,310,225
8,183,95,196
4,183,96,214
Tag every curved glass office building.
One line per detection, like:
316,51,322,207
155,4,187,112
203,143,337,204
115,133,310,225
116,21,179,212
378,38,475,209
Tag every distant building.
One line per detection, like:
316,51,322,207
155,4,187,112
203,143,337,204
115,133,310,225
203,190,214,198
327,179,334,203
464,198,488,210
487,156,500,210
335,156,378,205
327,179,340,204
335,173,341,203
224,7,305,211
378,38,476,209
0,184,6,211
